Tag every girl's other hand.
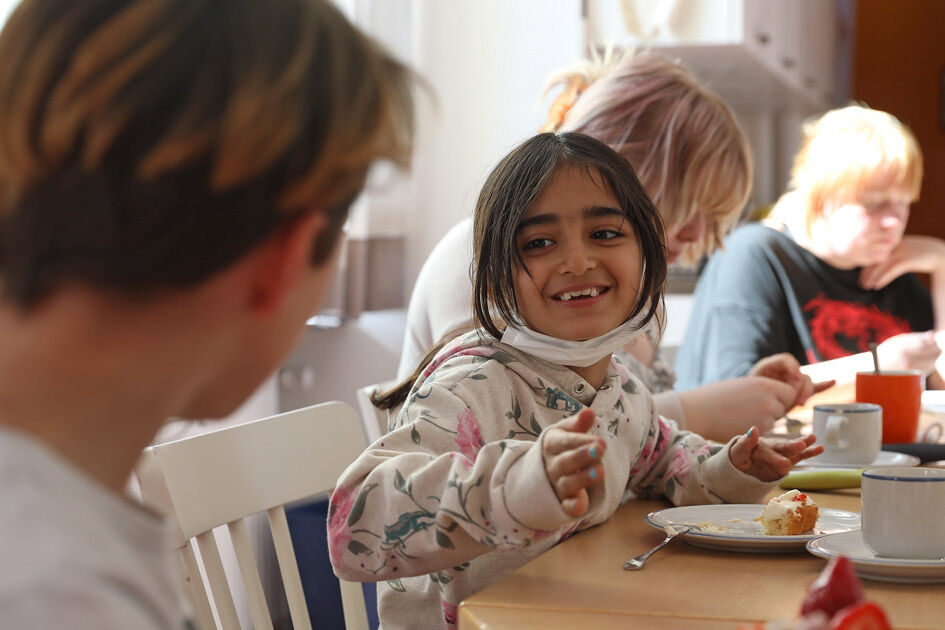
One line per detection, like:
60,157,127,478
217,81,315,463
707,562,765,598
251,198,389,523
728,427,823,482
749,353,834,407
541,408,605,518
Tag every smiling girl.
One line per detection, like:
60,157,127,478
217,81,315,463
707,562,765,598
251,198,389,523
329,132,822,630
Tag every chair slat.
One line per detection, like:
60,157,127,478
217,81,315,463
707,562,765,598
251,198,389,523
196,531,240,630
339,580,370,630
180,542,216,630
267,506,312,630
228,518,273,630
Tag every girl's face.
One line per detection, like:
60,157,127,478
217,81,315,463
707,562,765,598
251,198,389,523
513,165,642,341
819,174,911,268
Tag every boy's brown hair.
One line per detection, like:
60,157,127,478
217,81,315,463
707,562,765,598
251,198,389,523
0,0,414,307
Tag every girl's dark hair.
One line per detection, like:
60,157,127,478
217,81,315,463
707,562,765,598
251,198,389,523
374,131,666,411
474,131,665,339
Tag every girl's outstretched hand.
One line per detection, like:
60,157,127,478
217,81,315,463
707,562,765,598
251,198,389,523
729,427,824,482
541,408,605,518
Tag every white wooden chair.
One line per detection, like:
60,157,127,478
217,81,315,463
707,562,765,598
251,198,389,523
136,401,369,630
354,380,398,444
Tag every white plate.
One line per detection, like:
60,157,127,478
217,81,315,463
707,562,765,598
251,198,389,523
644,505,860,553
807,530,945,583
796,450,920,470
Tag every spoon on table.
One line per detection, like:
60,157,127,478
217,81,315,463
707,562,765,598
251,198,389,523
623,525,698,570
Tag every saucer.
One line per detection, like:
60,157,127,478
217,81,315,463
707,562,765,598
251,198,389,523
807,530,945,583
796,450,919,470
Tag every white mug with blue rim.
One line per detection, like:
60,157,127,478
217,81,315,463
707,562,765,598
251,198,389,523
862,466,945,559
811,403,882,466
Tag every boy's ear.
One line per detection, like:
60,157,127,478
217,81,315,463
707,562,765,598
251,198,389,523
248,211,327,317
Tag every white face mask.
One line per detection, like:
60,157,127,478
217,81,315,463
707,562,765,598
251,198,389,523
500,304,651,368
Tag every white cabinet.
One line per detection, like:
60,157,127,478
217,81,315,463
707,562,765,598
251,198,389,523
586,0,837,110
796,0,838,106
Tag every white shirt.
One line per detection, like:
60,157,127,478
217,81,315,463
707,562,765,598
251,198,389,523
398,217,476,378
0,428,184,629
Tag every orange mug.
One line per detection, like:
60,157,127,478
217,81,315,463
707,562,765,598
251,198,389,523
855,370,923,443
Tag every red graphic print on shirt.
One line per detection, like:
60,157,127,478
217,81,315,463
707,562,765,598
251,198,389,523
804,294,912,360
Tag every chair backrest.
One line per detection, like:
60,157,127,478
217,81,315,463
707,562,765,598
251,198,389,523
137,401,368,630
354,381,398,444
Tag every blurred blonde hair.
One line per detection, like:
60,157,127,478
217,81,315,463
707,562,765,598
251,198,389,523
543,50,753,265
0,0,414,306
770,105,923,235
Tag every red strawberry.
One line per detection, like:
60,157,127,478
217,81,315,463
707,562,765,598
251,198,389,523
830,601,892,630
800,556,864,619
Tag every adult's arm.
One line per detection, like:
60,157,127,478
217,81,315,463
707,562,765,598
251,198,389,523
675,226,794,389
860,235,945,329
800,331,940,385
655,353,825,441
859,235,945,387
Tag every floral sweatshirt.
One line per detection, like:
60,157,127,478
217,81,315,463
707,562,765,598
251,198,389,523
329,331,775,630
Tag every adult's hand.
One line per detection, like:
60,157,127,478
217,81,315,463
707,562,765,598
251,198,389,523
876,331,940,374
541,409,605,518
678,376,800,441
729,427,823,482
748,353,834,407
860,235,945,290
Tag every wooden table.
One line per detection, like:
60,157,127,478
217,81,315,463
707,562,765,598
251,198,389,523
458,487,944,629
459,383,945,629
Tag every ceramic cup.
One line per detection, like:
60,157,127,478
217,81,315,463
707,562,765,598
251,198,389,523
861,466,945,559
811,403,882,466
855,370,923,444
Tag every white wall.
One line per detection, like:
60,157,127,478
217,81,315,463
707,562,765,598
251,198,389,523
401,0,585,299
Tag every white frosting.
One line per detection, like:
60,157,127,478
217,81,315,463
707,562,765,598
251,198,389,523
762,489,812,524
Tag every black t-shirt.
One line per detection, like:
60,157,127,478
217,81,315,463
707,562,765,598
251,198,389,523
675,223,933,389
